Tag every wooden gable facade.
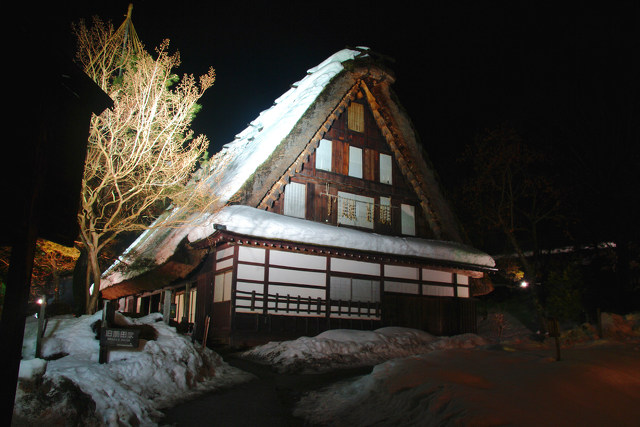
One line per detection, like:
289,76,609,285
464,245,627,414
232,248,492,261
267,90,433,240
107,49,495,347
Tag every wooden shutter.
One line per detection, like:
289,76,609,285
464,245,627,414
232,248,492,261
380,153,392,184
348,146,363,178
283,182,306,218
401,204,416,236
348,103,364,132
315,139,332,171
214,271,233,302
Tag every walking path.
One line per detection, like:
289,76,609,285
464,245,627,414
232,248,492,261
160,352,372,426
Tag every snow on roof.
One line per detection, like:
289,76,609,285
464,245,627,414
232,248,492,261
203,47,369,204
102,48,369,288
188,205,496,268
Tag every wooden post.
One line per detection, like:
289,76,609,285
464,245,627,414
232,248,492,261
183,283,191,324
163,290,172,324
99,301,110,364
202,316,210,349
1,218,38,426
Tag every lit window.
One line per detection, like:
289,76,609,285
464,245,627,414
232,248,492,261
348,103,364,132
283,182,306,218
380,153,392,184
214,271,233,302
315,139,332,171
338,192,374,229
401,204,416,236
348,146,363,178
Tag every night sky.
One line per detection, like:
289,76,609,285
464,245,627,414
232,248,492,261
26,1,640,247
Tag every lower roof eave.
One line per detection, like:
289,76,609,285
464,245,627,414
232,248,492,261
188,230,497,277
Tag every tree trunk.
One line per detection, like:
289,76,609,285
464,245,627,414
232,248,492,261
72,247,89,315
85,243,103,314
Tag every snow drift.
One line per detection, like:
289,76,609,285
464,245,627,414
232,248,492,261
243,327,488,373
15,312,252,426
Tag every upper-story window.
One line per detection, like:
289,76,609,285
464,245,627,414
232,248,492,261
348,103,364,132
283,182,306,218
401,203,416,236
379,153,392,184
348,146,363,178
315,139,332,171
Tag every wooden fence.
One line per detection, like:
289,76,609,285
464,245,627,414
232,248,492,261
203,290,477,346
235,290,381,318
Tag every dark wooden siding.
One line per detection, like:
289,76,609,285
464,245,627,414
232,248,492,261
193,252,215,342
382,294,478,336
265,93,435,239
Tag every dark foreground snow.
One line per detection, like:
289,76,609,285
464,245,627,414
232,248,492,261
14,311,640,426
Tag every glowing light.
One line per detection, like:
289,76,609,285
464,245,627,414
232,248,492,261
37,298,44,305
520,281,529,288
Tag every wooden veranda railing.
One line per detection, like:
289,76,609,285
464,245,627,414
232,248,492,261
234,290,381,318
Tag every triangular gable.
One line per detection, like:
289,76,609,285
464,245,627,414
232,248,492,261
253,76,463,243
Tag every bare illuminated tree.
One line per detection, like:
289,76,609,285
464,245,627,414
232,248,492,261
73,11,216,313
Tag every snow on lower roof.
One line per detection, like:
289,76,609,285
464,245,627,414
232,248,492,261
188,205,496,269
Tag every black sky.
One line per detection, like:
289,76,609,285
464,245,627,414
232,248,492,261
25,1,640,246
34,2,615,153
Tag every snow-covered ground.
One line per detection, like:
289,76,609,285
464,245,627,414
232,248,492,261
242,327,488,374
294,341,640,426
14,310,640,426
14,312,252,426
244,312,640,426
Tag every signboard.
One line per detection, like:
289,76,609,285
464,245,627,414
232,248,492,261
101,327,140,348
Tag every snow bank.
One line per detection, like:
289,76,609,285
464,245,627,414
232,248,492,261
242,327,488,373
15,312,252,426
295,342,640,426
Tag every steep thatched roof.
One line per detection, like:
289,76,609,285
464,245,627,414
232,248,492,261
101,47,488,299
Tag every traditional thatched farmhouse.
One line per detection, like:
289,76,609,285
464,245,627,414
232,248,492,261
101,48,495,345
